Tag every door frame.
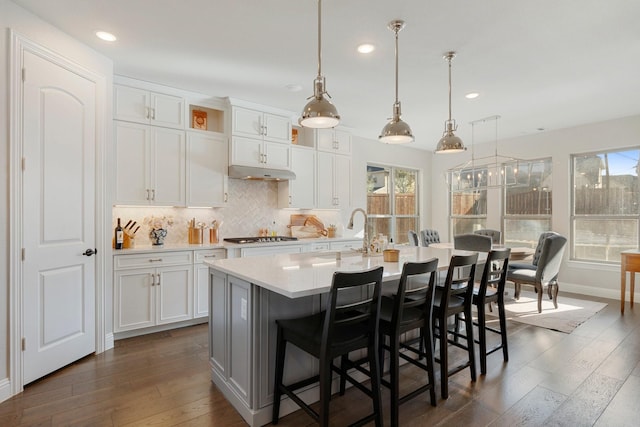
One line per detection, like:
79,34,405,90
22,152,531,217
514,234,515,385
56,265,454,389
8,32,109,395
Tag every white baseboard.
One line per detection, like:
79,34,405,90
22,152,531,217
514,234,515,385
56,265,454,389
105,333,114,351
0,378,12,404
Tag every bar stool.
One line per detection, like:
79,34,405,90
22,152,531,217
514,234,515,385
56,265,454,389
377,259,439,427
432,253,478,399
471,248,511,375
272,267,384,427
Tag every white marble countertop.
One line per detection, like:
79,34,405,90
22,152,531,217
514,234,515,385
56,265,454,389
111,236,362,255
205,246,474,298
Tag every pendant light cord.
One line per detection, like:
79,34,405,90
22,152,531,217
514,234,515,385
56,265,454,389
394,27,399,104
317,0,322,78
447,56,452,121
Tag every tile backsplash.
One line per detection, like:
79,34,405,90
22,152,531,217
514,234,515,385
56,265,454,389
112,179,348,246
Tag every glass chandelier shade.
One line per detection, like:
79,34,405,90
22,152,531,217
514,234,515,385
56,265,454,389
435,52,466,153
299,0,340,128
379,20,413,144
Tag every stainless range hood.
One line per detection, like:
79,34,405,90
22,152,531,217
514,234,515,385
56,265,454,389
228,165,296,181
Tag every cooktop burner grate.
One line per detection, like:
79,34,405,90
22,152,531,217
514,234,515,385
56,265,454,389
224,236,299,244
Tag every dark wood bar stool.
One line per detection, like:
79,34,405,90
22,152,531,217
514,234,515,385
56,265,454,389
272,267,384,427
377,259,439,427
433,253,478,399
471,248,511,375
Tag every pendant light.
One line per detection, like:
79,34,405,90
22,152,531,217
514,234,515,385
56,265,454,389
379,20,413,144
299,0,340,128
435,52,466,153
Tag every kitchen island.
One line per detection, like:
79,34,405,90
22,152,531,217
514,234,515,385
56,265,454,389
205,245,466,426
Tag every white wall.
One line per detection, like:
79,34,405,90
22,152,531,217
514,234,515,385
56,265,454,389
430,114,640,299
0,0,113,398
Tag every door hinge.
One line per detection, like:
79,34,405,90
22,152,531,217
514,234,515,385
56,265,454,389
21,337,26,351
22,67,26,82
21,248,25,261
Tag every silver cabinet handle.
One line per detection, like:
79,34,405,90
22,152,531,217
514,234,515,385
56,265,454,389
151,108,156,120
156,273,160,286
151,189,156,201
150,273,155,286
204,255,217,258
148,258,163,262
224,192,228,202
146,189,150,200
145,107,150,119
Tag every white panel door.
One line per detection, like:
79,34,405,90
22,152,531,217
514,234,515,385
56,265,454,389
151,127,186,206
263,141,291,170
156,266,193,324
263,113,291,144
316,151,335,208
187,132,228,207
114,122,150,204
334,154,351,208
22,51,96,384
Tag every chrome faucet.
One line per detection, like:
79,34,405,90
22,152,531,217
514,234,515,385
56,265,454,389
347,208,369,255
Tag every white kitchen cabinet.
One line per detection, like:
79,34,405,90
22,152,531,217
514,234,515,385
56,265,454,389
114,253,193,333
239,245,304,258
329,240,362,251
230,135,291,170
187,132,228,207
317,151,351,209
194,249,226,318
277,146,316,208
231,106,291,143
115,122,186,206
316,128,351,155
114,84,185,129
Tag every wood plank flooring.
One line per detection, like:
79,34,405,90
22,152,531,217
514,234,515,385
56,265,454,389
1,290,639,426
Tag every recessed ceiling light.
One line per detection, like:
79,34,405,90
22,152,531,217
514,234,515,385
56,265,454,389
95,31,117,42
465,92,480,99
284,84,303,92
357,43,375,54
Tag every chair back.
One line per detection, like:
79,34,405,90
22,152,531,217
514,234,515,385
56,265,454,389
439,253,479,308
532,231,558,266
536,234,567,284
454,233,492,252
474,229,501,244
477,248,511,300
420,229,441,246
322,267,384,357
391,259,439,333
407,230,419,246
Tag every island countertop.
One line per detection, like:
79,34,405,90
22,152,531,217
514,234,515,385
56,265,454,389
205,245,469,298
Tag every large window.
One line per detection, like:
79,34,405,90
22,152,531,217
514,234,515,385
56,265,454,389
503,158,553,248
367,165,419,245
571,148,639,262
449,166,488,236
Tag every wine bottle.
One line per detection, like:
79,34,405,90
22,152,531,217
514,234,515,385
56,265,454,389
115,218,124,249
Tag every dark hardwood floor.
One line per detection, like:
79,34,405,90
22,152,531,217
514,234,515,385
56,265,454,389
1,290,639,426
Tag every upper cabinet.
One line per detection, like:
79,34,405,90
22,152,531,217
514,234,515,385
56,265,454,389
114,84,185,129
316,128,351,155
231,106,291,144
187,131,228,207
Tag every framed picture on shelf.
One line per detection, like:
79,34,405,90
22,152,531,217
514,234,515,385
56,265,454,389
192,110,207,130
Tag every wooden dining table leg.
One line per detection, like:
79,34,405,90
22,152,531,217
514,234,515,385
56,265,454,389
621,268,626,314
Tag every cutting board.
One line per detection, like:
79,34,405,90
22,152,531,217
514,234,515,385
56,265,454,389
289,214,327,237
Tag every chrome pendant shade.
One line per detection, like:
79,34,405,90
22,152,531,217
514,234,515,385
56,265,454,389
299,0,340,128
379,20,413,144
435,52,466,153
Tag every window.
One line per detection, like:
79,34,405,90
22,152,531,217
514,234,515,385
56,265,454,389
571,148,639,262
503,158,553,248
367,165,419,245
449,166,488,236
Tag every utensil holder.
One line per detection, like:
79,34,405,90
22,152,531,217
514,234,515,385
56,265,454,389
189,227,204,244
209,228,219,244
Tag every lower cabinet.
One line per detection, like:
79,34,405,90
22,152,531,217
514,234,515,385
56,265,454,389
194,249,226,318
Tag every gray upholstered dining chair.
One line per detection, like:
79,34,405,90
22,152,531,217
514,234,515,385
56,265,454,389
507,233,567,313
420,229,441,247
407,230,419,246
509,231,559,271
474,229,502,244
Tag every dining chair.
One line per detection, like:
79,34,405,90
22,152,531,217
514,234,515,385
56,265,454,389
474,228,502,244
272,267,384,427
509,231,558,271
454,233,492,282
507,234,567,313
376,259,439,426
470,248,511,375
407,230,419,246
420,229,441,247
432,252,478,399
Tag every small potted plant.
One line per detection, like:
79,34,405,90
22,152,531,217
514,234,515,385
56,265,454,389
327,224,337,238
144,215,174,245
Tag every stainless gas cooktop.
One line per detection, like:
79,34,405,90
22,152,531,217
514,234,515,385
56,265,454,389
224,236,299,244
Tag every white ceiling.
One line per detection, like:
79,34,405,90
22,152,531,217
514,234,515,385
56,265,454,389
13,0,640,150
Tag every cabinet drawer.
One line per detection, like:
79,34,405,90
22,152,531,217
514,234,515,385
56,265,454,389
308,243,330,252
195,249,226,263
115,251,193,269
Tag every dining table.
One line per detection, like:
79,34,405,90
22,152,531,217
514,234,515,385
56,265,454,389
204,245,478,426
428,242,534,261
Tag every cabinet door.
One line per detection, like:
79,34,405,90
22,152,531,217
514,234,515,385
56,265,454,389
263,113,291,144
194,263,210,318
263,141,291,170
232,107,262,138
151,127,186,206
230,135,263,168
316,128,351,154
187,132,228,207
114,85,150,124
114,122,151,204
334,154,351,208
316,151,335,209
114,269,155,332
156,265,193,324
210,270,227,376
279,147,315,208
228,276,252,406
333,129,352,155
150,92,185,129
